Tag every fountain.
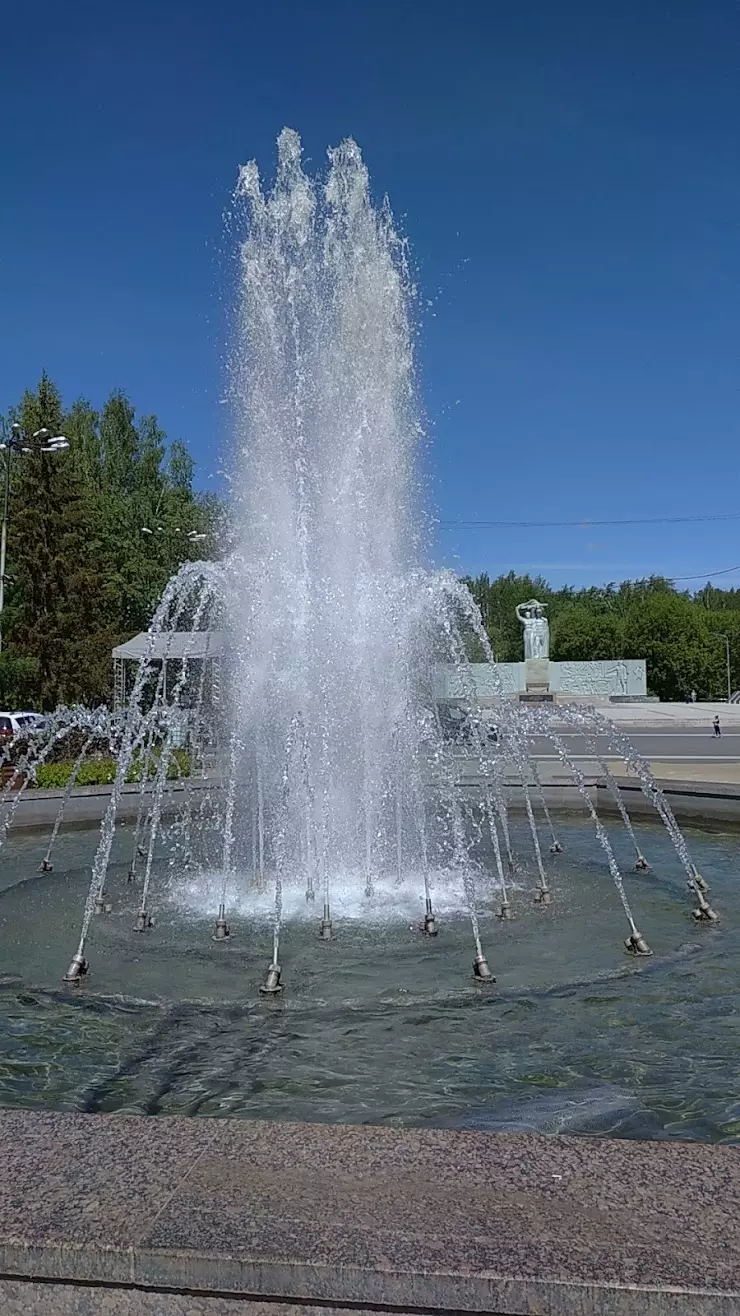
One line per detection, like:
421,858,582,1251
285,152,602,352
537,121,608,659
0,130,723,1014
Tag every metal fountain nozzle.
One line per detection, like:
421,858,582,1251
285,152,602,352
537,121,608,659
624,929,652,956
692,903,719,923
421,897,439,936
691,883,718,921
472,951,495,984
212,904,230,940
319,903,333,939
259,961,283,994
63,952,88,984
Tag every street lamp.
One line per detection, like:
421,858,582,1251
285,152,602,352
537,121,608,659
0,424,70,652
140,525,208,543
711,633,732,704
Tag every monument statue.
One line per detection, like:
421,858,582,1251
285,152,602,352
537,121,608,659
516,599,550,660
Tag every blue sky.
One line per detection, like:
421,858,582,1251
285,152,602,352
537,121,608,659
2,0,739,587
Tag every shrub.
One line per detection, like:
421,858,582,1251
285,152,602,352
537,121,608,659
33,751,191,790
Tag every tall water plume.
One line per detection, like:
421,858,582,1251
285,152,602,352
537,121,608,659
227,128,455,894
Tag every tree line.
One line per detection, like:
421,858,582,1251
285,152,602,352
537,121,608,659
0,375,221,710
464,572,740,702
2,376,736,709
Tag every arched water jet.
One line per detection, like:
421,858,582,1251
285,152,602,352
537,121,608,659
39,733,95,874
161,632,214,878
394,776,403,888
260,722,297,994
448,787,494,983
127,737,157,883
271,716,305,986
413,776,438,935
573,709,718,923
486,756,517,878
297,724,316,903
256,747,265,888
529,760,563,855
1,713,91,851
521,773,553,906
215,728,239,941
484,784,511,920
360,722,376,898
587,738,651,872
64,567,219,982
134,725,178,933
548,732,652,956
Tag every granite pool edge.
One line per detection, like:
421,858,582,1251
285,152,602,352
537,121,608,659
0,1110,737,1315
14,774,740,831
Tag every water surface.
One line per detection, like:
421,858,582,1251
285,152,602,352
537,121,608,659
0,817,736,1142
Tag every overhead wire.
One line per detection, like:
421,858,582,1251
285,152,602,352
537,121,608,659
439,511,740,529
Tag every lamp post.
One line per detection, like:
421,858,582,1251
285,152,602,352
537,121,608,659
140,526,207,542
711,632,732,704
140,525,209,546
0,424,70,652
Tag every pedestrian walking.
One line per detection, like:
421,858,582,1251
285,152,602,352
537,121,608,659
713,715,721,738
691,689,697,703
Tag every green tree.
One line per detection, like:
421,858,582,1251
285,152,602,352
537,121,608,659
551,605,624,662
1,375,221,708
623,593,722,701
6,376,115,706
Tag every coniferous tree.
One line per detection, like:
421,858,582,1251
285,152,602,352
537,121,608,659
1,375,220,708
7,375,114,705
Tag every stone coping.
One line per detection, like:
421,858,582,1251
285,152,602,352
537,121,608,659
0,1111,737,1314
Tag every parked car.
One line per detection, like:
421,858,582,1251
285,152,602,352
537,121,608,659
18,712,47,732
0,712,37,741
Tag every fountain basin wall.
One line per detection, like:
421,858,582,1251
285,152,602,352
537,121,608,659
6,775,740,832
597,777,740,825
0,780,210,831
0,1110,736,1315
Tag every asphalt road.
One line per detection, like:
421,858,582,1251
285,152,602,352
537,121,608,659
527,728,740,763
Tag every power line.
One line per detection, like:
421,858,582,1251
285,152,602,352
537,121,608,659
672,564,740,582
439,512,740,529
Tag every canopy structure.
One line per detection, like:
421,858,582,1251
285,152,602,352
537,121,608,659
112,632,226,710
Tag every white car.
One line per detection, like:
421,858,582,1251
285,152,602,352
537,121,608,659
18,711,46,731
0,712,38,743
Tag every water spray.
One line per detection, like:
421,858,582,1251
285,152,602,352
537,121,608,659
39,733,94,873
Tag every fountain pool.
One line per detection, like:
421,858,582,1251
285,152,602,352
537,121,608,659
0,814,736,1141
0,132,733,1145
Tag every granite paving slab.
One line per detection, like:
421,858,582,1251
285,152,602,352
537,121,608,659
140,1119,740,1310
0,1286,428,1316
0,1109,219,1283
0,1111,737,1314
